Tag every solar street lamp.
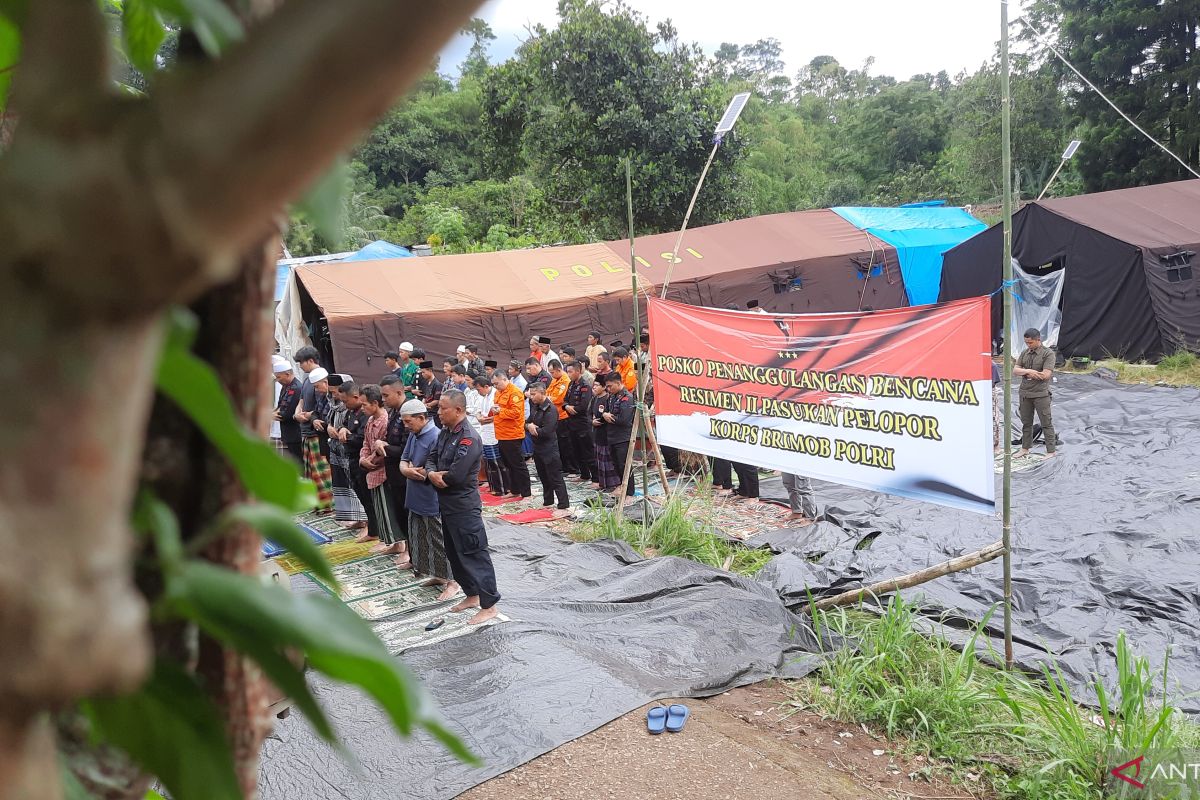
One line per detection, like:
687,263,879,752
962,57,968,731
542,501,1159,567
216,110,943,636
660,92,752,298
1036,139,1082,201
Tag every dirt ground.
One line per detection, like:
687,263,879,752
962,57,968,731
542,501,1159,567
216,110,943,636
460,681,981,800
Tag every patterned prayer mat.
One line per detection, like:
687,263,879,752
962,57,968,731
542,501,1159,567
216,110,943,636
336,568,426,602
348,582,447,621
996,452,1048,473
324,554,404,585
272,539,375,575
372,604,510,654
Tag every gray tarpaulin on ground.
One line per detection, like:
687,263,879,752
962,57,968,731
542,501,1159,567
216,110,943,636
756,373,1200,713
259,526,826,800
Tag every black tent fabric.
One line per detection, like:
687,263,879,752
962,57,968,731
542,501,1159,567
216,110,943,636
940,180,1200,361
756,373,1200,714
259,525,827,800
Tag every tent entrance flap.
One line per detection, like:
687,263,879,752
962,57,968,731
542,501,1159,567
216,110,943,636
1010,258,1065,348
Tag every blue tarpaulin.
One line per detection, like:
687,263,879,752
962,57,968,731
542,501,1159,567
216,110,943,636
275,241,412,301
832,206,985,305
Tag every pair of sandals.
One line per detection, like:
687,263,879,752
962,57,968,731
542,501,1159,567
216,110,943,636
646,704,690,734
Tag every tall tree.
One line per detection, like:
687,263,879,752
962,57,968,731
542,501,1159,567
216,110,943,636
1029,0,1200,190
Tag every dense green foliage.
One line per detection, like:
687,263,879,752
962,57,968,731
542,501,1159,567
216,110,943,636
284,0,1198,257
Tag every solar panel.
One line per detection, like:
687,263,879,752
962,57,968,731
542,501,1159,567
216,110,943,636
714,92,751,134
1062,139,1081,159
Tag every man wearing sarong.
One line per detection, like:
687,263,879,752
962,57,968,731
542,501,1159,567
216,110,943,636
327,378,368,528
399,399,458,601
372,376,411,563
427,390,501,625
341,382,377,541
294,360,333,511
358,384,398,548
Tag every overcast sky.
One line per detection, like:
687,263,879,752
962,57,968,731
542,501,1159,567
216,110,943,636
439,0,1031,83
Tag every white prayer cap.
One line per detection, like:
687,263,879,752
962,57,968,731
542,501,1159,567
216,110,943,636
400,399,427,416
456,344,468,353
309,367,329,383
271,356,292,373
398,341,414,352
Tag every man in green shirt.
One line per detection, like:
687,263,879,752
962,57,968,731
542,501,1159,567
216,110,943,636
1014,328,1057,458
396,341,418,399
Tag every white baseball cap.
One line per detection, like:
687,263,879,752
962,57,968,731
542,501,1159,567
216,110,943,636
398,342,414,352
309,367,329,383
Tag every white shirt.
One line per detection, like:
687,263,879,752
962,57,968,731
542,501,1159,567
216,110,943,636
540,348,560,371
270,380,281,439
467,387,498,446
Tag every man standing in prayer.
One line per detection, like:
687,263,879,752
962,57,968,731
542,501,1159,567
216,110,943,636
399,399,458,601
272,356,303,461
612,346,638,393
491,370,531,499
782,473,819,523
341,382,378,541
468,374,504,495
545,359,577,477
372,376,411,562
327,378,368,528
563,361,596,484
427,390,502,625
395,341,418,399
592,351,612,382
358,384,398,548
418,360,443,420
442,360,455,383
465,344,486,376
483,360,498,381
449,364,472,395
294,358,333,511
508,360,528,392
534,335,559,372
384,351,402,378
1015,328,1057,459
524,357,552,389
585,332,607,370
598,371,636,496
526,382,571,515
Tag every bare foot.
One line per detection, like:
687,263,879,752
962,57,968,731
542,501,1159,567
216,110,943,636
369,542,392,554
467,606,500,626
1016,449,1030,458
355,531,378,544
450,596,481,613
1043,452,1057,459
436,582,461,602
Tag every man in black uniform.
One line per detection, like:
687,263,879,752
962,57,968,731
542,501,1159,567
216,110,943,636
1015,328,1057,459
526,382,571,514
562,361,596,483
374,375,411,561
273,358,303,461
599,371,636,496
426,389,501,625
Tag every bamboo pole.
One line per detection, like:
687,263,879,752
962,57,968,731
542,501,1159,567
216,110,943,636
1000,0,1016,670
811,542,1005,611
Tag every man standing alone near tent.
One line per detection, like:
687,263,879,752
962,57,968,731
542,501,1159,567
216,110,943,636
1015,328,1057,459
428,390,502,625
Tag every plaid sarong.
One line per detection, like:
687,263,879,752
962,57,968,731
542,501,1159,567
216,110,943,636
408,512,452,580
302,436,334,509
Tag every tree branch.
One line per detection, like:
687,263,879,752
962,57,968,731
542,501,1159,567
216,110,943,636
152,0,483,262
9,0,109,129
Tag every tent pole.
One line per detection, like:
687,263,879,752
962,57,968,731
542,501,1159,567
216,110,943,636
660,138,721,299
1000,0,1016,671
627,158,651,531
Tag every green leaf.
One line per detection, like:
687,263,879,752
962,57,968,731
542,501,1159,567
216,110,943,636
0,0,28,27
220,503,337,586
0,13,19,112
131,491,184,572
175,0,242,57
84,660,241,800
167,562,478,764
122,0,165,75
60,760,94,800
296,159,348,248
156,310,315,511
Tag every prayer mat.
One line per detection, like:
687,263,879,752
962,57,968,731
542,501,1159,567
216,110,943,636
272,540,374,575
300,515,350,536
323,555,404,585
292,510,329,526
481,493,525,508
372,604,510,654
261,526,331,559
349,582,447,621
336,568,426,602
499,507,558,525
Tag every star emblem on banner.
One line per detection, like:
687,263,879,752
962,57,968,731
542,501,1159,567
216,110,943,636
777,350,800,359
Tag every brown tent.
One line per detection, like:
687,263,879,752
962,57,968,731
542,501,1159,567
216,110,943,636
940,180,1200,360
285,210,908,379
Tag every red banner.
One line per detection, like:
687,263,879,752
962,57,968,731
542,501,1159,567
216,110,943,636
647,297,995,514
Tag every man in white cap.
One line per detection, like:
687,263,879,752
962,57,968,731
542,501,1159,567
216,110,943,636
272,356,303,461
295,365,334,510
396,342,418,399
399,398,458,600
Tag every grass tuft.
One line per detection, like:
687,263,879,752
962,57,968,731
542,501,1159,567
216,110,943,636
795,595,1198,800
570,483,773,576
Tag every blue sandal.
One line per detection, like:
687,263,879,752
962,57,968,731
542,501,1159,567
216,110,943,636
665,704,690,733
646,706,667,735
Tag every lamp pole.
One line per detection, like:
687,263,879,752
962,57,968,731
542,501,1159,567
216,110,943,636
1000,0,1015,670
